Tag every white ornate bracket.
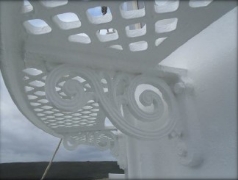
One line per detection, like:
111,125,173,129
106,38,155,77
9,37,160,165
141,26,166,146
44,64,179,140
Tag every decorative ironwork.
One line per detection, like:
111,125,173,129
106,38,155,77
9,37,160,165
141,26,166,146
45,64,179,139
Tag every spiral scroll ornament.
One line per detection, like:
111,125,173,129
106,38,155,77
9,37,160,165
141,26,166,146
45,67,95,112
45,64,179,139
126,76,168,122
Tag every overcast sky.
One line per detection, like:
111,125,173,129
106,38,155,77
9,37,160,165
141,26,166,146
0,72,116,163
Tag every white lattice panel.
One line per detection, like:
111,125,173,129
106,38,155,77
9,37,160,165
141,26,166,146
23,67,103,132
17,0,236,73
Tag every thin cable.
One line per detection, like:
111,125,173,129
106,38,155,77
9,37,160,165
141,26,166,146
40,138,62,180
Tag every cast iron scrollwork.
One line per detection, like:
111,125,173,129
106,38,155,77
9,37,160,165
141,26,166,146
45,64,179,139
